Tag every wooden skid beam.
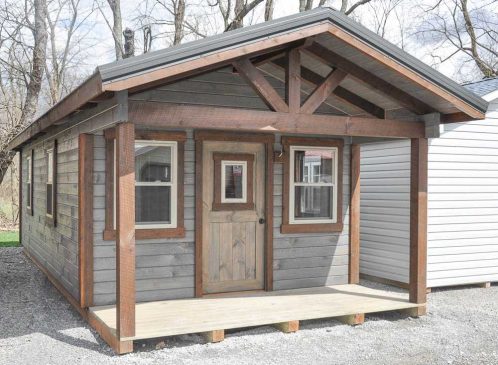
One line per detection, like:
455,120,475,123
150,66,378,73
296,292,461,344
78,134,94,308
349,144,360,284
203,329,225,343
115,122,136,339
336,313,364,326
130,102,424,139
233,58,288,112
399,306,427,317
477,282,492,289
305,43,432,115
88,312,133,354
301,69,347,114
410,138,428,304
274,320,300,333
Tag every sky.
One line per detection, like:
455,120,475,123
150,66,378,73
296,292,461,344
62,0,490,84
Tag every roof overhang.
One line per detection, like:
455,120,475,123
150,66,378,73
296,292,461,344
8,7,488,151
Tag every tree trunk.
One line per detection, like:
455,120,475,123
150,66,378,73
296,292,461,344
123,28,135,58
264,0,274,21
0,0,48,184
173,0,186,45
107,0,123,60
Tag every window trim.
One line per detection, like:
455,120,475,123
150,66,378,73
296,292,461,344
45,140,57,226
212,152,255,211
288,145,338,225
126,139,178,230
281,136,344,234
103,129,186,240
26,150,33,216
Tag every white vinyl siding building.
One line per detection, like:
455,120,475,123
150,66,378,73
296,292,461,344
360,78,498,288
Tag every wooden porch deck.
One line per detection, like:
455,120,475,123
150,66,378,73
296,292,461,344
89,284,423,351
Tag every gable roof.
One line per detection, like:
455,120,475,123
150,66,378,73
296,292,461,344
463,77,498,102
8,6,488,150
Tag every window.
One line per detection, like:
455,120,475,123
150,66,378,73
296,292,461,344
46,141,57,225
133,140,177,229
103,129,186,240
212,153,254,211
26,152,33,215
222,161,247,203
281,137,343,234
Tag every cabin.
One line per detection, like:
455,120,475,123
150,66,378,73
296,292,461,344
360,77,498,289
8,7,488,354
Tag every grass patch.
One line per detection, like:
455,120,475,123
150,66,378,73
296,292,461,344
0,230,19,247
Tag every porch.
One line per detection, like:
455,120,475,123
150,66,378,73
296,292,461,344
88,284,423,352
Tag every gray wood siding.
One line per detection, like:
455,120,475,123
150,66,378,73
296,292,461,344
359,99,498,288
21,133,80,299
130,68,340,115
359,140,410,284
20,106,119,300
272,135,350,290
92,132,195,306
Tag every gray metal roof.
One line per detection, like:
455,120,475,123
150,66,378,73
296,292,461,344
98,6,487,114
463,77,498,97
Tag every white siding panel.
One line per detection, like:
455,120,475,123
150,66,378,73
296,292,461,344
359,101,498,288
359,139,410,284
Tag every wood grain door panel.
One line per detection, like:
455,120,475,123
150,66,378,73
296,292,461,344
202,141,265,294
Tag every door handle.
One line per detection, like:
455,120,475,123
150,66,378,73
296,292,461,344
259,218,266,224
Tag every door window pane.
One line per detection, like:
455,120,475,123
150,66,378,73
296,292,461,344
135,186,171,225
224,164,244,200
294,186,333,220
294,149,334,183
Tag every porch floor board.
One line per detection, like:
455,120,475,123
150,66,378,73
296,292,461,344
89,284,421,341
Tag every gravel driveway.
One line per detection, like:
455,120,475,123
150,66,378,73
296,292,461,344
1,247,497,365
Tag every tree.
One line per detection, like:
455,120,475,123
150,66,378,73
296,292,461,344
264,0,275,21
0,0,48,185
45,0,94,106
414,0,497,80
299,0,372,14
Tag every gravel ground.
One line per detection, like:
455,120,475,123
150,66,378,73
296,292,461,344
1,247,498,365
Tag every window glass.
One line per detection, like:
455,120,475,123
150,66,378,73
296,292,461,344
135,186,171,225
135,144,172,183
46,185,53,216
294,186,333,219
224,164,244,200
27,156,32,209
290,146,337,224
293,149,333,184
47,150,53,183
129,141,177,229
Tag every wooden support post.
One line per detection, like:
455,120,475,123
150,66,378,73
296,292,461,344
336,313,365,326
273,320,299,333
285,48,301,113
203,329,225,343
115,122,136,339
410,138,428,305
78,134,94,308
18,150,22,246
349,144,360,284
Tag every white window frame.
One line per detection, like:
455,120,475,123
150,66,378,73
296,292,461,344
46,148,54,217
220,160,247,203
289,145,338,225
114,140,178,230
26,155,32,209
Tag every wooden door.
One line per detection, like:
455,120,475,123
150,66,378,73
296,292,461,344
202,141,266,294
